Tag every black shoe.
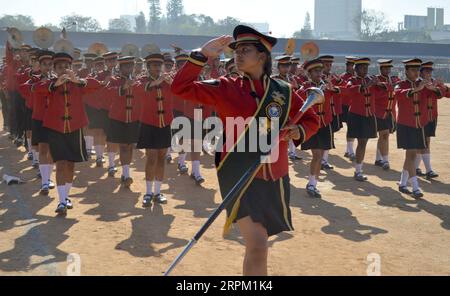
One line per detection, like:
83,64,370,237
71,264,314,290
382,162,390,171
321,163,334,170
178,163,188,174
36,172,42,179
349,154,356,162
374,160,384,167
191,174,205,185
306,185,322,199
96,158,104,168
65,199,73,210
55,203,67,215
40,184,50,196
426,171,439,180
289,153,302,161
108,166,117,177
354,172,368,182
121,176,133,188
166,154,172,163
411,189,424,199
32,161,39,169
399,186,412,195
344,152,351,158
27,152,33,160
154,193,167,204
416,168,426,177
142,194,154,208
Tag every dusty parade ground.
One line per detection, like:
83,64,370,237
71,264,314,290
0,98,449,276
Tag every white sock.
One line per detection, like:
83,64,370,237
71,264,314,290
108,152,115,168
400,170,409,187
192,160,200,176
347,140,355,154
154,181,162,195
146,181,153,195
376,149,383,161
95,145,104,159
27,138,32,153
178,153,186,166
289,140,296,154
48,164,53,182
39,164,47,186
322,150,329,163
308,175,317,186
422,154,432,173
65,183,72,198
122,165,130,178
355,163,363,174
415,154,422,169
85,136,93,150
382,155,389,163
57,185,67,203
409,176,420,191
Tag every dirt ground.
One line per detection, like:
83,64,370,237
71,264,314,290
0,97,449,276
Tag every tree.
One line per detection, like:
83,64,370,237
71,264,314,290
107,18,132,33
293,12,313,39
215,17,242,35
356,10,389,41
148,0,162,33
166,0,184,23
60,14,101,32
135,12,147,33
0,14,35,30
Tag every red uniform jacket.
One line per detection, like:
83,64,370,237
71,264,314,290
298,80,333,128
421,79,446,122
34,78,102,133
339,72,354,106
19,74,52,120
106,75,141,123
373,75,401,120
172,58,319,181
394,79,434,128
133,77,174,128
346,76,376,117
323,73,343,115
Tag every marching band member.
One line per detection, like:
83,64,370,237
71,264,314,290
171,25,319,275
33,52,103,215
373,59,400,171
340,56,356,160
345,58,378,182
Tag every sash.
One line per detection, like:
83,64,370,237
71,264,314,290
215,78,292,236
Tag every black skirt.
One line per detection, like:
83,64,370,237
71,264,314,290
235,176,293,237
31,119,49,146
331,114,343,132
136,123,172,149
301,124,334,151
106,119,140,144
86,105,108,130
397,124,427,150
47,128,88,162
424,119,437,138
341,105,350,123
376,113,397,133
24,107,33,131
347,113,378,139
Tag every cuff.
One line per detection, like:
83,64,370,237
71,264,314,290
188,51,208,67
293,124,306,146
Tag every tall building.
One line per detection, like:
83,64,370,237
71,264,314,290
427,7,436,30
314,0,362,40
404,15,427,31
436,8,445,30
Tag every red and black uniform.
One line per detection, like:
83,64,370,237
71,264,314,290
272,74,300,90
18,69,41,133
323,73,343,132
422,79,446,138
172,51,319,236
299,80,335,151
345,76,378,139
373,74,401,133
19,73,53,145
104,75,141,144
338,71,354,123
134,76,174,149
0,62,8,128
83,70,110,131
5,42,24,136
394,79,434,150
33,78,102,162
